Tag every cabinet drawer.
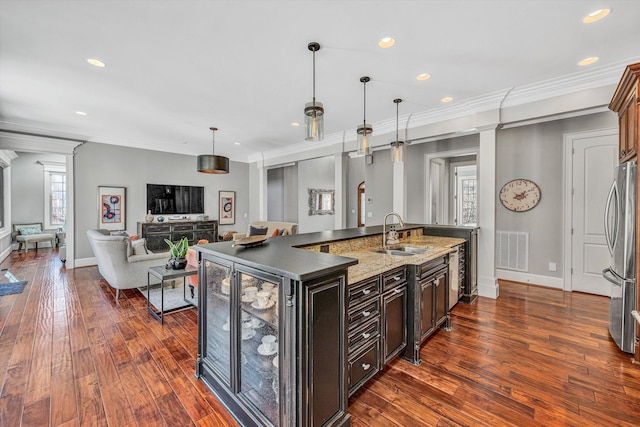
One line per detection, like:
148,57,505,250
417,255,447,279
172,224,194,232
348,340,379,395
145,224,171,233
348,299,379,329
348,277,380,307
348,317,379,353
382,267,406,292
195,222,215,230
171,231,193,242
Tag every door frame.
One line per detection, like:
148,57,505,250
563,128,618,291
424,148,478,224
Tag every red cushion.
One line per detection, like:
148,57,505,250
271,229,280,237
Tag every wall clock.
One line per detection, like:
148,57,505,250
499,179,541,212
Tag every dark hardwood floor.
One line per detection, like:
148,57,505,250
1,250,639,426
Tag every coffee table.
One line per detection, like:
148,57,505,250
147,265,198,324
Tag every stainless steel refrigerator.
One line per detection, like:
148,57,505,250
603,160,637,353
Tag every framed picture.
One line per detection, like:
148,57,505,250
98,186,126,231
219,191,235,225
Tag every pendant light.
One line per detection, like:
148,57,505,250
304,42,324,141
197,127,229,174
390,99,405,163
357,76,373,155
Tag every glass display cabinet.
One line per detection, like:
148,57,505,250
196,248,352,427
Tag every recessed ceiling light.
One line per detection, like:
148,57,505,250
441,97,453,103
583,9,611,24
291,122,300,127
87,58,106,67
75,111,87,116
378,37,395,48
578,56,599,66
234,142,241,145
416,73,431,81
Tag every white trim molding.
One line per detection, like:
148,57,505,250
496,269,564,290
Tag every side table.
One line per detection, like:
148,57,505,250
147,265,198,324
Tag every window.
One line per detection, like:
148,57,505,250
455,165,477,226
39,161,67,229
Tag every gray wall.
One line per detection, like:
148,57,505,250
346,156,365,228
496,111,617,278
74,142,250,259
267,168,284,221
297,156,335,233
11,151,66,227
283,164,298,223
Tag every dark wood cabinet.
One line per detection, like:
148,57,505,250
423,225,477,303
347,266,407,396
381,268,407,365
610,62,640,163
137,220,217,251
196,250,350,427
405,255,449,365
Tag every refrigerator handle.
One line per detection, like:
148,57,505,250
602,267,623,287
603,180,617,256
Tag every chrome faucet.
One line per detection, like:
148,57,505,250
383,212,405,249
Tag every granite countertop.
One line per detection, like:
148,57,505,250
343,235,465,284
195,225,465,284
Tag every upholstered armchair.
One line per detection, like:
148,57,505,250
86,229,170,300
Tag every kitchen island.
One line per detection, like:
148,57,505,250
194,225,464,427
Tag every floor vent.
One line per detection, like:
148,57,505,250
496,231,528,272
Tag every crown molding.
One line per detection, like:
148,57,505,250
502,57,640,108
248,56,640,164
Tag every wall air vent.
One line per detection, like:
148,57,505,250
496,231,529,272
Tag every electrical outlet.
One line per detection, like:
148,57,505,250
367,212,372,218
548,262,557,272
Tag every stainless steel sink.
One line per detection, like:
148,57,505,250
371,249,416,256
388,245,429,254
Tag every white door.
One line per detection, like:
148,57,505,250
569,130,617,295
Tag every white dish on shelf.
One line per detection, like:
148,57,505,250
272,356,279,368
241,329,256,340
222,322,230,331
241,295,256,303
251,300,275,310
250,319,264,328
257,343,278,356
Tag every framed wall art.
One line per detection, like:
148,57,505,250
219,191,235,225
98,186,126,231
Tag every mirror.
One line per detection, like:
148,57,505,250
308,188,335,215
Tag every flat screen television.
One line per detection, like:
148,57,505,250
147,184,204,215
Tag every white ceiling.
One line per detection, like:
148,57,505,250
1,0,639,163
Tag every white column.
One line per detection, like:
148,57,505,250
477,125,499,299
65,154,75,268
334,153,347,230
392,161,406,218
258,160,268,221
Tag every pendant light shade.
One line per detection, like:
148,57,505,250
304,42,324,141
197,127,229,174
390,99,405,163
357,76,373,155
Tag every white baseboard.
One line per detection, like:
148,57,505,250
478,275,499,299
74,257,97,268
496,269,564,289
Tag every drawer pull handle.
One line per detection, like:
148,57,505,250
394,288,402,294
361,363,371,371
434,278,440,285
362,332,371,339
393,276,401,281
362,310,371,317
362,289,371,295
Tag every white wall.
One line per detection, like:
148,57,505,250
74,142,250,260
267,168,284,221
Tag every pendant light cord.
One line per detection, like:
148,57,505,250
363,79,367,128
210,127,217,155
395,101,399,147
312,49,316,107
